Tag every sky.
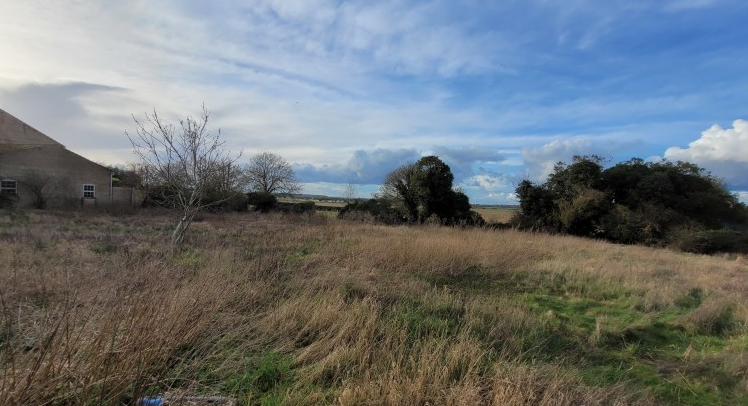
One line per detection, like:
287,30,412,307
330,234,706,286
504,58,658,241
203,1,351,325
1,0,747,204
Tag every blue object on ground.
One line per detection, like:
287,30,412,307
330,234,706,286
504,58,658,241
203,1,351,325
138,396,164,405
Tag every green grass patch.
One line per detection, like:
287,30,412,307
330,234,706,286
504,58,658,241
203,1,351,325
521,292,747,405
287,239,322,263
422,266,532,295
222,350,296,405
388,298,466,341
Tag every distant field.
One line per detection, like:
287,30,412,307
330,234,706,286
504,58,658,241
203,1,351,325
278,197,347,209
473,206,518,223
313,201,346,208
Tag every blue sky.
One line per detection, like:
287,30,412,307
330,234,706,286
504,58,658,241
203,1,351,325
1,0,747,203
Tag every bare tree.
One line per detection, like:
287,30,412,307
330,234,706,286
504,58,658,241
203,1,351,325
343,182,357,204
242,151,300,195
127,105,240,252
379,162,420,222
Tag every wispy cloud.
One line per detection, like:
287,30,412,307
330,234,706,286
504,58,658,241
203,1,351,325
1,0,747,203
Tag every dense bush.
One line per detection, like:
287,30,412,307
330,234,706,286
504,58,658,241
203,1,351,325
276,201,315,214
141,184,181,208
142,185,249,213
246,192,278,212
672,230,748,254
339,199,405,224
339,197,485,226
455,210,486,227
513,156,748,252
204,192,249,213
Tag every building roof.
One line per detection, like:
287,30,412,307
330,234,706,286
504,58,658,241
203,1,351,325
0,107,112,173
0,108,62,148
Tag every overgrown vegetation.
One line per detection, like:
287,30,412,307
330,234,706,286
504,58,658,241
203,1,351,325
513,156,748,252
1,209,747,405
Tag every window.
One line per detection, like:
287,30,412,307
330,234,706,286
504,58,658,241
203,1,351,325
83,184,95,198
1,180,17,195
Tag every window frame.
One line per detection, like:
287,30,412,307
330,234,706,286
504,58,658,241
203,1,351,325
0,179,17,196
83,184,96,199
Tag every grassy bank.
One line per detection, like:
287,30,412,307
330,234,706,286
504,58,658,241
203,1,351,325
1,210,746,405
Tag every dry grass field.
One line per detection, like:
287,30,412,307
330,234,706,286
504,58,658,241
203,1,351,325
472,206,518,223
1,210,747,405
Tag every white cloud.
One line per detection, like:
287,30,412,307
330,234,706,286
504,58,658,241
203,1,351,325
464,174,507,192
735,191,748,204
0,0,523,169
664,119,748,188
481,191,517,204
520,138,594,181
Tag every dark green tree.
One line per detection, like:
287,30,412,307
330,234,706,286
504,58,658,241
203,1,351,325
514,155,748,250
414,156,456,220
602,160,746,231
513,179,557,231
246,191,277,212
379,156,480,225
546,155,605,201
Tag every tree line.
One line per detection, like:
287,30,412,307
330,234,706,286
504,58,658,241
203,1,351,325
116,106,747,255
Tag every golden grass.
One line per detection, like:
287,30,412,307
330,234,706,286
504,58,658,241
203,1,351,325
473,206,518,223
1,210,746,405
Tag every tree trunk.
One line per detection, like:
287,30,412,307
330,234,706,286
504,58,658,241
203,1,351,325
171,214,192,254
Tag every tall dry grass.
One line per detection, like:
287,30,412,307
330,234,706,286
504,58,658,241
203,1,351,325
1,209,746,404
0,211,241,404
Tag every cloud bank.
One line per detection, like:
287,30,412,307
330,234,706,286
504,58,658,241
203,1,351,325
665,120,748,189
521,138,595,181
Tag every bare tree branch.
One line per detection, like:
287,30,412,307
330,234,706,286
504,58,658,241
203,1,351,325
242,151,300,195
343,182,357,204
127,105,241,253
379,162,420,222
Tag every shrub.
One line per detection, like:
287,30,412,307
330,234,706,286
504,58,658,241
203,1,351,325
140,184,179,208
338,199,404,224
556,188,609,236
224,193,250,212
454,210,486,227
247,192,277,212
276,201,315,214
672,230,748,254
203,192,249,213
